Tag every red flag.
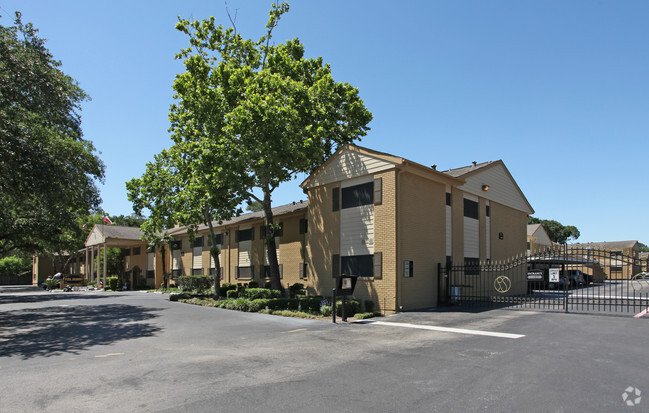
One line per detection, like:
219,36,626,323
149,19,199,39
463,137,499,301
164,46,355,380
102,215,113,225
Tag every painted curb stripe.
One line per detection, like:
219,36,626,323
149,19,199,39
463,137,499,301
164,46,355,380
356,320,525,339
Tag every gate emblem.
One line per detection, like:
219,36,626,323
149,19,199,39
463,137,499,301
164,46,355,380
494,276,511,293
630,273,649,294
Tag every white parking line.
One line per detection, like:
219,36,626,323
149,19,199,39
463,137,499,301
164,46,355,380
355,320,525,339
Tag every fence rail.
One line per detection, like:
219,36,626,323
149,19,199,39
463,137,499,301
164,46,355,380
439,246,649,314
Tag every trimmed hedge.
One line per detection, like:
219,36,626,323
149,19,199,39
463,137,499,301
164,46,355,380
239,288,281,300
178,275,212,293
219,282,237,297
335,299,361,317
107,277,118,291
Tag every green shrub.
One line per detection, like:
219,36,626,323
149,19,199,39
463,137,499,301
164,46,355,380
42,279,60,289
335,299,360,317
107,277,118,291
364,300,375,313
0,256,31,277
232,298,250,311
178,275,212,293
219,282,237,296
320,305,332,317
240,288,281,300
296,297,321,313
226,289,238,299
354,312,377,320
169,292,191,301
288,283,306,298
247,281,259,288
248,298,271,312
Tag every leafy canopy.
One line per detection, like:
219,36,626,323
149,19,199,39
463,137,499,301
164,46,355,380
0,12,105,257
528,217,580,244
169,2,372,289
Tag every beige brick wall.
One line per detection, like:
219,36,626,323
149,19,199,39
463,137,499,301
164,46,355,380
305,182,340,297
489,200,527,261
353,170,397,313
397,171,446,310
275,214,307,288
451,189,465,263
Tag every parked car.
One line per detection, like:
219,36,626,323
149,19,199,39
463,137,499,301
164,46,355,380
565,270,586,287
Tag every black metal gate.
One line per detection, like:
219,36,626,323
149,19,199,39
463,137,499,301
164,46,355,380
438,246,649,315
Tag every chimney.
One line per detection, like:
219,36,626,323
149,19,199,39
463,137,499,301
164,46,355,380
472,161,477,167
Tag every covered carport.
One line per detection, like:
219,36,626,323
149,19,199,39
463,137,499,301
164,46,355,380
84,224,146,287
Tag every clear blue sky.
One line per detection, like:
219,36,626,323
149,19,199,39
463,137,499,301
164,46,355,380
3,1,648,244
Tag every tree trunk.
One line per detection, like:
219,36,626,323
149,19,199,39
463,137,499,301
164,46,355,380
205,209,221,297
161,247,167,289
262,193,282,291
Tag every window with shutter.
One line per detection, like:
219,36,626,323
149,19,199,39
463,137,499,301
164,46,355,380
333,187,340,211
373,252,382,279
374,178,382,205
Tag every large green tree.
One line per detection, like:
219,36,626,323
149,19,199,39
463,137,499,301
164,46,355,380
127,145,243,295
528,217,580,244
170,2,372,289
0,12,105,257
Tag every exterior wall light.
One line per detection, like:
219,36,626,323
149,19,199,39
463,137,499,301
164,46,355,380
482,185,489,191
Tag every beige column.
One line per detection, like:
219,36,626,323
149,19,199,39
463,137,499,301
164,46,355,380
103,243,107,287
90,247,95,283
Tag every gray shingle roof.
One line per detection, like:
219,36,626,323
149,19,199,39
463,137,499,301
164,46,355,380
96,224,143,240
168,200,308,235
442,161,495,177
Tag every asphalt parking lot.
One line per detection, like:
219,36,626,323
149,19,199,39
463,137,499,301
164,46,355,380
0,289,647,412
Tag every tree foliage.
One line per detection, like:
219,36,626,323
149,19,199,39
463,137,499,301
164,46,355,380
0,12,105,257
127,145,243,295
169,2,372,289
528,216,580,244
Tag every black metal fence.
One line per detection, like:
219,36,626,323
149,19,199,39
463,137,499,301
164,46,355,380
438,246,649,315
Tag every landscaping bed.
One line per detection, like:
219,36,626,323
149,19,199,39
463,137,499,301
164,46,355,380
166,280,382,320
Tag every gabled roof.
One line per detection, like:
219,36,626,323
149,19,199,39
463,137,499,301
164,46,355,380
167,201,308,236
444,159,535,215
85,224,144,247
300,144,463,189
443,161,495,178
527,223,543,236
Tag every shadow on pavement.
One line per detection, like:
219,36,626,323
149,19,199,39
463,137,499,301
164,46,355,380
0,293,119,305
0,304,164,359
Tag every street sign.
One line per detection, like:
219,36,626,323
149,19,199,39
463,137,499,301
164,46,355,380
549,268,560,283
527,270,544,281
